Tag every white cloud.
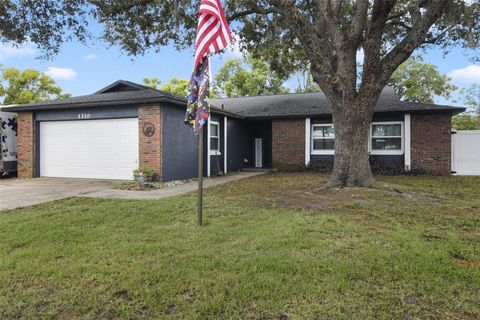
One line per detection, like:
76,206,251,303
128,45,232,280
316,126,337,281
45,67,77,81
0,43,36,61
448,65,480,84
83,53,98,61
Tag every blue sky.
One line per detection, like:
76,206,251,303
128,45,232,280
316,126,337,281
0,26,478,107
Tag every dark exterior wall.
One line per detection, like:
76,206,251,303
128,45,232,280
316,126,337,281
226,117,251,172
209,115,225,176
250,120,272,168
35,105,138,121
411,112,452,174
161,104,199,181
139,105,162,179
311,113,403,125
17,112,35,179
272,119,305,169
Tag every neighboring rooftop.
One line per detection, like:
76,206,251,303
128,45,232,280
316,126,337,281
1,80,187,111
1,80,465,117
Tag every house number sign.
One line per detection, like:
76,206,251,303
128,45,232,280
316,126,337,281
77,113,91,120
143,122,155,137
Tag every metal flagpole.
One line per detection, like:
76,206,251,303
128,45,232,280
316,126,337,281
198,127,203,226
197,57,213,226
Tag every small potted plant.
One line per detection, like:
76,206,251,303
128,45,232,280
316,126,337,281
133,167,155,182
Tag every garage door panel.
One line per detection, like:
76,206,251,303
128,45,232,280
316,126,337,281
40,118,139,180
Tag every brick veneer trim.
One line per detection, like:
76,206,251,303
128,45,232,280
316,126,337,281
138,105,162,180
411,113,452,175
17,112,35,179
272,119,306,169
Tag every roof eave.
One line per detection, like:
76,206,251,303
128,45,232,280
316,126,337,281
0,96,187,112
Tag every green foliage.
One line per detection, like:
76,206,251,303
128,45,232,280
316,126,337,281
452,83,480,130
452,114,480,130
0,67,70,104
143,77,190,98
295,72,320,93
389,56,457,103
458,83,480,114
214,55,289,97
142,77,162,90
133,167,155,176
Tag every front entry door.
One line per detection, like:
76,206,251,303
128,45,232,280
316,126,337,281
255,138,263,168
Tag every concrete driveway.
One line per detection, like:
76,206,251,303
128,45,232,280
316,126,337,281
0,178,120,211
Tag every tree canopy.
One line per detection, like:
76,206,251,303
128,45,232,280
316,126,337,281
452,83,480,130
389,56,457,103
214,55,289,97
0,67,70,105
458,83,480,114
143,77,190,98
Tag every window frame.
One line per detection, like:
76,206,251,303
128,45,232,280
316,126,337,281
209,120,221,155
311,123,335,155
369,121,404,155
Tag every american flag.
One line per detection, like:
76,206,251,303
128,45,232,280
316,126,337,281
194,0,232,68
185,0,232,134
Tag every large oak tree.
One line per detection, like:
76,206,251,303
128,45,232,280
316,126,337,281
2,0,478,186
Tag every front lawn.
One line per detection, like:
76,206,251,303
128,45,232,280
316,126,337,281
1,172,479,319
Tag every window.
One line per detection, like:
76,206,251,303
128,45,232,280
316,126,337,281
370,122,403,154
312,124,335,154
209,121,220,154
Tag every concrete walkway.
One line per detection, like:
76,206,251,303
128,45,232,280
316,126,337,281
80,171,265,200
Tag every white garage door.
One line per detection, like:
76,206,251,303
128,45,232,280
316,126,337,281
40,118,138,180
452,130,480,175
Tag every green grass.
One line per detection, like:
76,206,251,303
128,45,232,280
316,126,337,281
1,172,479,319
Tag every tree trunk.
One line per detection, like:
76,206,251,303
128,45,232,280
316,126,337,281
326,98,376,188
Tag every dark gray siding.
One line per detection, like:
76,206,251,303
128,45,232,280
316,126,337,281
35,105,138,121
209,115,225,176
369,155,404,164
310,155,334,162
226,117,251,172
311,113,404,125
161,104,199,181
250,120,272,168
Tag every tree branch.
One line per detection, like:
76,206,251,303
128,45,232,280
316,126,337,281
227,7,281,22
87,0,155,16
380,0,450,84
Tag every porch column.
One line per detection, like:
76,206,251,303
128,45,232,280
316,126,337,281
305,118,311,166
207,114,211,177
224,116,228,174
404,114,411,171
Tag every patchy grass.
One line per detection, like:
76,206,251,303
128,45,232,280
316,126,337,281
0,172,479,319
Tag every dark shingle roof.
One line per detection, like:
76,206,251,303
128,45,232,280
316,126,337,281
2,81,186,111
211,87,466,118
1,81,465,118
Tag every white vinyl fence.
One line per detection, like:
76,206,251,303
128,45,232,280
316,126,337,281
452,130,480,175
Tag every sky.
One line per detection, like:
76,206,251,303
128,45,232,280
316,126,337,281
0,22,478,107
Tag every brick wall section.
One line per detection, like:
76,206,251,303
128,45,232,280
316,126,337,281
272,119,305,169
411,113,452,175
138,105,162,180
17,112,35,179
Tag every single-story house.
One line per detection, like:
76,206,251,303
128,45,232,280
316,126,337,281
1,80,465,180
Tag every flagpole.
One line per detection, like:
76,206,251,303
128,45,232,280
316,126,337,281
197,57,213,226
198,127,203,226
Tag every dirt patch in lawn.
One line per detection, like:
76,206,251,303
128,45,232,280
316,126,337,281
213,171,444,215
452,256,480,269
